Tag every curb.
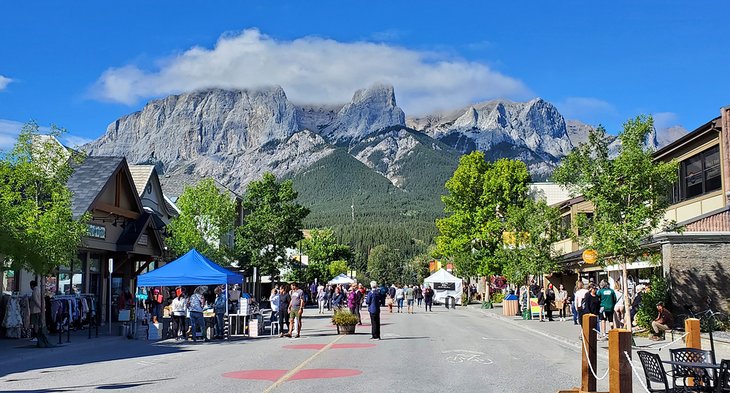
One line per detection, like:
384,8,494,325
467,306,584,352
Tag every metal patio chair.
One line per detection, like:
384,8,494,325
669,347,713,392
637,350,674,393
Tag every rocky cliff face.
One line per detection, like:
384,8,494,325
85,84,581,196
408,98,573,159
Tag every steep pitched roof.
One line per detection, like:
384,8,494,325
67,157,125,220
128,165,155,196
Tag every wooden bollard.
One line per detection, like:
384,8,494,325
582,313,598,392
685,318,701,387
685,318,701,349
608,329,632,393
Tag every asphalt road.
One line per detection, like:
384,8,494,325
0,305,632,392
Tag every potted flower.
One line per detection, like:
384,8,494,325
331,310,358,334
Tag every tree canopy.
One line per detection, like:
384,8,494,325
300,228,352,284
553,115,678,312
553,116,678,263
166,178,237,263
236,173,309,276
436,153,532,278
0,122,88,276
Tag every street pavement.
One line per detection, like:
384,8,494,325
1,303,724,392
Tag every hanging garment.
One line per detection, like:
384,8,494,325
3,297,23,338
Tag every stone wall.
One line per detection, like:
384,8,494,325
663,241,730,314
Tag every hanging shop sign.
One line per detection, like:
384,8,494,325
87,224,106,239
582,249,598,265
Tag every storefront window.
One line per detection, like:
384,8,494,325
88,254,102,298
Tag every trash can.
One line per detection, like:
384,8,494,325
445,296,455,309
503,299,519,316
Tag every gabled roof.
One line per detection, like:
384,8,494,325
67,157,126,219
128,165,155,197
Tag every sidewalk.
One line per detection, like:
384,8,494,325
464,304,730,360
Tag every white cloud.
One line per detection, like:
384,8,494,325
0,75,12,91
0,119,24,150
652,112,679,130
555,97,616,124
91,29,531,115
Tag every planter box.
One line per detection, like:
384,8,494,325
337,324,356,335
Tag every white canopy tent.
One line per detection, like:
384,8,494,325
328,274,355,285
423,268,464,305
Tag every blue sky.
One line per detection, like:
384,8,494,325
1,1,728,148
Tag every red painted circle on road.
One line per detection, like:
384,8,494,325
222,370,287,381
283,343,376,350
290,368,362,380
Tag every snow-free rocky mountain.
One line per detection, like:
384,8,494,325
84,84,590,225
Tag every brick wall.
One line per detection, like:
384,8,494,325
663,242,730,314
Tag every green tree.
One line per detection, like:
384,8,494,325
436,153,531,280
166,178,237,263
553,116,678,313
301,228,353,283
328,260,348,277
0,122,89,347
236,173,309,277
500,199,562,286
366,244,404,285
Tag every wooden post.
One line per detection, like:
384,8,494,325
609,329,632,393
582,313,598,392
685,318,701,387
685,318,701,349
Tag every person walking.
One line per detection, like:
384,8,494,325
187,287,206,342
347,286,362,324
270,286,280,329
278,286,291,337
171,288,187,340
583,285,602,333
385,293,394,313
317,284,326,314
388,284,396,304
423,285,434,312
415,285,423,308
366,281,382,340
213,287,227,339
288,282,304,338
597,280,617,336
404,285,415,314
613,282,625,329
545,284,556,321
325,285,333,311
395,285,405,313
630,285,645,328
556,284,568,322
573,281,588,326
29,280,42,343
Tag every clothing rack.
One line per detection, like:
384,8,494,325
50,294,99,344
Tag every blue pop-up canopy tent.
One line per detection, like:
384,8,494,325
138,248,243,287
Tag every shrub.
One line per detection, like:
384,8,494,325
491,291,505,304
331,310,359,326
635,275,669,330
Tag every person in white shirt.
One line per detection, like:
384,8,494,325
171,288,188,341
317,285,326,314
395,285,405,313
573,281,588,326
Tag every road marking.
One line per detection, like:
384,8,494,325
442,350,493,365
482,337,519,341
261,334,344,393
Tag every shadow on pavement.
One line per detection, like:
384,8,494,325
0,338,190,379
1,377,174,392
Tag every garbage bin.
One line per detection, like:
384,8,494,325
503,299,519,316
445,296,455,309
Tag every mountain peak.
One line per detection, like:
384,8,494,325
352,83,397,106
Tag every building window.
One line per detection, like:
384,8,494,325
671,145,722,203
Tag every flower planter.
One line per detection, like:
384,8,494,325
336,324,356,335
